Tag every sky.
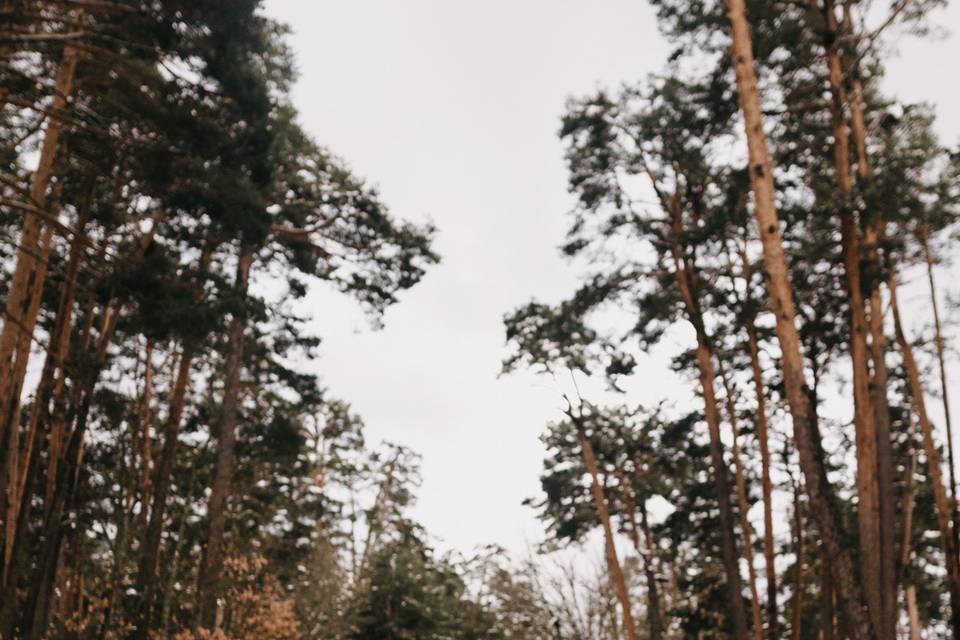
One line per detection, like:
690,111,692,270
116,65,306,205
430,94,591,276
261,0,960,556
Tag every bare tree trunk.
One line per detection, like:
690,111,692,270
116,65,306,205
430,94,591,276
889,272,960,638
721,1,876,636
718,359,765,640
197,245,254,630
571,419,638,640
906,586,921,640
921,222,960,563
746,311,778,638
736,241,779,639
790,482,804,640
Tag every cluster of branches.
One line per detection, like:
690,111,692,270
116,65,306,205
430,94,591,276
0,2,446,638
504,0,960,639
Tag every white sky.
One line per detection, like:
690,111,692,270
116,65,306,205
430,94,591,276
262,0,960,556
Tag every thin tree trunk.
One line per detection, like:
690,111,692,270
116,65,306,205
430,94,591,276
736,242,779,638
618,476,663,640
790,482,804,640
139,338,154,504
746,312,778,638
133,346,193,634
906,586,921,640
663,197,750,640
570,416,638,640
921,222,960,562
197,245,254,630
718,359,765,640
721,1,876,636
889,271,960,637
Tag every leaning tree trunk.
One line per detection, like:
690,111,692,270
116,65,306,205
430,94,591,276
571,417,638,640
889,272,960,638
921,222,960,558
197,245,254,630
0,37,80,491
721,0,876,637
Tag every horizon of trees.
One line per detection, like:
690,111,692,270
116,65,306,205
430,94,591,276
0,0,959,639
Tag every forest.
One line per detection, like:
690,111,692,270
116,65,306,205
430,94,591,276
0,0,959,638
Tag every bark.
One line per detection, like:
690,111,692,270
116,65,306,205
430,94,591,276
889,272,960,638
721,0,876,636
717,360,764,640
197,245,254,630
906,586,921,640
570,416,638,640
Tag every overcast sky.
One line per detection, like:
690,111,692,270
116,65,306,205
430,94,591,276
261,0,960,556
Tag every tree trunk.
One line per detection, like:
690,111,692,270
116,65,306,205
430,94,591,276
572,419,638,640
619,477,663,640
718,359,765,640
1,183,92,583
745,311,778,638
846,54,898,640
197,245,254,630
815,4,886,631
735,240,779,639
922,222,960,563
889,271,960,638
666,205,752,640
133,346,194,635
906,586,921,640
721,1,876,637
790,483,804,640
